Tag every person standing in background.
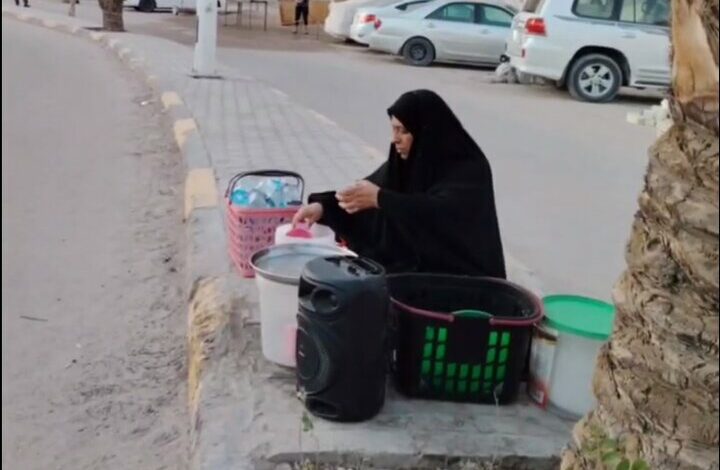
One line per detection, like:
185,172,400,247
294,0,309,34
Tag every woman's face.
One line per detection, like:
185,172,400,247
390,116,414,159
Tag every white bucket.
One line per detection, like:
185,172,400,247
250,243,353,367
528,295,616,418
548,331,605,416
274,223,336,247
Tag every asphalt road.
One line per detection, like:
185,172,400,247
2,18,188,470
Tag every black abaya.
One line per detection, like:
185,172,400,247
309,90,506,279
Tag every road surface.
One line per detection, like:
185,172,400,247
2,18,188,470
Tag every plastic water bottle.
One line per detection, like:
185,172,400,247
231,188,250,206
255,180,273,197
248,189,271,208
283,183,302,206
268,179,286,208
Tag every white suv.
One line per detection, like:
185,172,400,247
506,0,670,102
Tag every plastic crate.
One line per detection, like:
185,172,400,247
225,170,303,277
388,274,543,404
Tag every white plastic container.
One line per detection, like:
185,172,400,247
274,223,336,247
250,243,353,367
529,295,616,418
548,331,606,416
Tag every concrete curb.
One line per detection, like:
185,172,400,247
1,7,232,465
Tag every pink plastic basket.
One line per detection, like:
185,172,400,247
225,170,304,277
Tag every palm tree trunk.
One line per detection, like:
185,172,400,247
99,0,124,31
560,0,719,469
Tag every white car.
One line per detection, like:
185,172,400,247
507,0,670,102
325,0,403,40
368,0,516,66
350,0,431,44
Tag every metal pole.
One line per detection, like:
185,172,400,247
193,0,218,77
263,1,267,31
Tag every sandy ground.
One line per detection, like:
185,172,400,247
2,19,189,470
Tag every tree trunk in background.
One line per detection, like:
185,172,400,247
99,0,124,31
561,0,719,468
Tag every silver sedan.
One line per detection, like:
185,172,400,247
367,0,516,66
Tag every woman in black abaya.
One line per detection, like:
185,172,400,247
292,89,506,278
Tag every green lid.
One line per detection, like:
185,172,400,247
542,295,616,341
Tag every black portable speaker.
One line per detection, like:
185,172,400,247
296,256,388,422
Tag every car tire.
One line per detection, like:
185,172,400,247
568,54,623,103
138,0,156,12
402,37,435,67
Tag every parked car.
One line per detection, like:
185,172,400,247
368,0,516,66
506,0,670,102
350,0,432,44
325,0,403,40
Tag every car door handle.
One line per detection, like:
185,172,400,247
622,32,636,38
426,22,436,29
480,28,490,34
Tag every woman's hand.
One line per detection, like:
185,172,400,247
292,202,323,227
336,180,380,214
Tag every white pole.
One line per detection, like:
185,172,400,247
193,0,218,76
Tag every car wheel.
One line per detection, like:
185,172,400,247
568,54,622,103
402,37,435,67
138,0,156,12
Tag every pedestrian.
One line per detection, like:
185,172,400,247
292,89,506,278
15,0,30,7
293,0,309,34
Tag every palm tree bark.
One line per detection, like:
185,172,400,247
99,0,124,31
560,0,719,469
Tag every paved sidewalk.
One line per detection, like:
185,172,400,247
2,3,568,468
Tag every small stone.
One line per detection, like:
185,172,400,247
626,112,642,125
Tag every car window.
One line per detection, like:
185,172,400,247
480,5,513,26
635,0,670,26
427,2,477,22
573,0,615,19
627,0,669,24
619,0,635,21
